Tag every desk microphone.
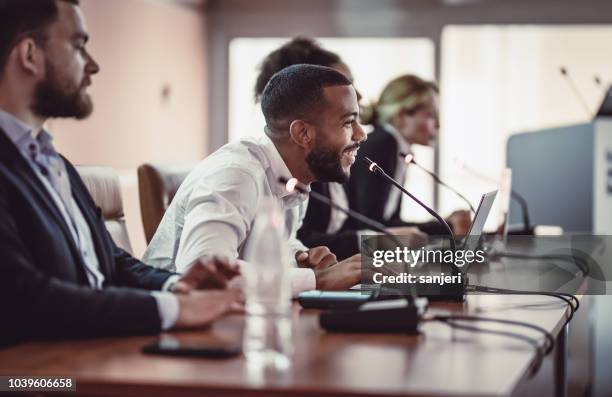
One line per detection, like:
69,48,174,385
399,151,476,214
279,176,422,295
279,176,391,238
279,177,426,324
362,158,467,302
559,66,591,117
454,159,532,233
362,157,456,252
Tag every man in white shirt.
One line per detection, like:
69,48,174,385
144,64,366,293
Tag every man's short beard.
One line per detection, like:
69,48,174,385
306,139,348,184
32,61,93,120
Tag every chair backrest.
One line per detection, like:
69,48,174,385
76,166,133,254
137,163,195,244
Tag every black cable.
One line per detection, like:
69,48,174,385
428,314,555,355
470,285,578,312
468,285,578,329
429,317,548,376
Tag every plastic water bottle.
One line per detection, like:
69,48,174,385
242,198,293,369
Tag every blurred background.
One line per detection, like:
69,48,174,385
53,0,612,257
48,2,612,394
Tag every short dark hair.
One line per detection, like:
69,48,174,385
254,37,341,102
261,64,352,137
0,0,80,73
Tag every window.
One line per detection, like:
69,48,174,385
440,25,612,229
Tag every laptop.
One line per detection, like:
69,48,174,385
421,189,498,256
462,190,498,254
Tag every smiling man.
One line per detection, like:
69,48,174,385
0,0,242,347
144,64,366,292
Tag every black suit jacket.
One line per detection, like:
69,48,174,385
0,129,174,347
297,182,360,261
347,125,446,234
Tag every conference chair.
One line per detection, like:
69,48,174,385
137,163,195,244
76,166,133,254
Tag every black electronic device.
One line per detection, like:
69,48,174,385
319,298,427,333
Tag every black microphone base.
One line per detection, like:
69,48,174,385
508,225,535,235
415,280,467,302
319,298,426,334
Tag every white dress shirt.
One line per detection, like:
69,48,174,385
0,109,178,330
143,134,316,294
383,123,412,221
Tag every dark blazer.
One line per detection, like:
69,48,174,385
297,182,360,261
347,124,446,235
0,129,174,347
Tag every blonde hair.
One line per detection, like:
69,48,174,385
361,74,438,126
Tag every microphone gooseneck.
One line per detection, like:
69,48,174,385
278,176,390,236
278,176,417,300
559,65,592,117
362,157,456,253
399,152,476,214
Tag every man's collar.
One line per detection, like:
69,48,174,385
0,109,54,156
0,109,35,147
259,134,310,199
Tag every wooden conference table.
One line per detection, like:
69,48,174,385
0,250,594,397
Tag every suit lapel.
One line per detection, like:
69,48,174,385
64,160,113,283
311,182,332,229
0,129,85,260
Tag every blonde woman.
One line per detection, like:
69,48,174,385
347,75,471,236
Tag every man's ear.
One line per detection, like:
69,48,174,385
288,119,314,149
14,38,45,77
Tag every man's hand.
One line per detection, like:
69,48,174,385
446,210,472,236
174,290,244,329
385,226,428,248
296,246,337,270
314,254,361,290
171,256,241,294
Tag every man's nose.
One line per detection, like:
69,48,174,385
86,52,100,75
353,122,367,143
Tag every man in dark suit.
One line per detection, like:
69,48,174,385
0,0,241,347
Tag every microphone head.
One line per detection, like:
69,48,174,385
595,75,603,85
399,152,415,165
362,157,380,173
560,66,567,76
278,176,306,194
